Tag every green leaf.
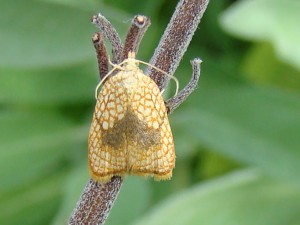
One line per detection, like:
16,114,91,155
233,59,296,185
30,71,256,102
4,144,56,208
0,111,87,193
171,66,300,185
220,0,300,70
242,43,300,91
0,174,65,225
0,0,96,68
134,170,300,225
105,176,151,225
51,164,89,225
0,62,97,105
0,0,129,68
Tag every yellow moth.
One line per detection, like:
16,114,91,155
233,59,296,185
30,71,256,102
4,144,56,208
88,52,175,183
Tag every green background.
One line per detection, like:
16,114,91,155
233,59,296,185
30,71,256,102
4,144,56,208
1,0,300,224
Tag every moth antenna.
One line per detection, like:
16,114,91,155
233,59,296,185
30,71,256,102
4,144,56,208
108,55,125,70
127,52,178,96
95,66,119,99
95,57,127,99
95,52,179,99
135,59,179,97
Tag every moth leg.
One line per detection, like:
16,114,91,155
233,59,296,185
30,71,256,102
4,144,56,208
122,15,151,60
92,32,109,80
166,58,202,114
92,14,123,64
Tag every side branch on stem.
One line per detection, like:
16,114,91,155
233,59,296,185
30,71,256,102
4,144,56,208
166,58,202,114
92,14,123,63
122,15,151,60
92,32,109,79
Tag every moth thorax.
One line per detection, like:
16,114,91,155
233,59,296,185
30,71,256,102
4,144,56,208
124,59,139,71
120,74,139,91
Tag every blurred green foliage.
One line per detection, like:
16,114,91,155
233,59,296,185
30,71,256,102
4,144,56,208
0,0,300,224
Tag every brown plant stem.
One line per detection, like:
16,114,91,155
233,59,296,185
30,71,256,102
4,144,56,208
146,0,209,90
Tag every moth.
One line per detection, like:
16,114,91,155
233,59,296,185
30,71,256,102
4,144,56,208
88,52,175,183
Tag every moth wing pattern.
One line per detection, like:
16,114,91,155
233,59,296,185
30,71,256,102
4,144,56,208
88,76,128,182
88,69,175,183
128,72,175,180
